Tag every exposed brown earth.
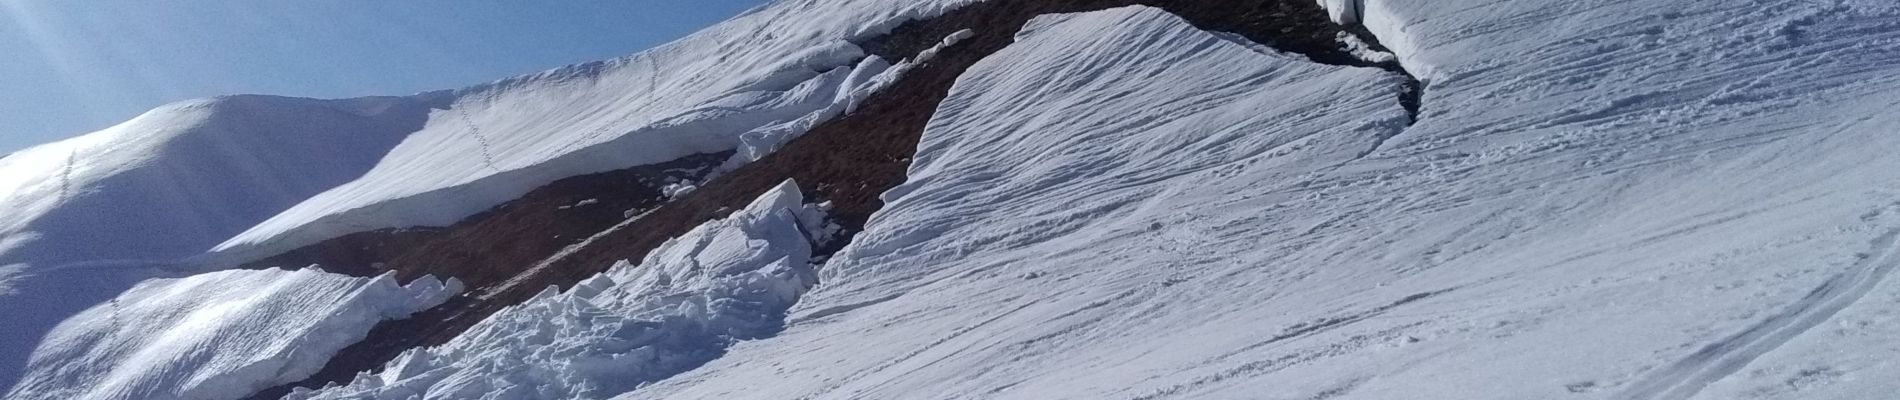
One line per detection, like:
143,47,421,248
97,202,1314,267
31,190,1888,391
249,1,1418,397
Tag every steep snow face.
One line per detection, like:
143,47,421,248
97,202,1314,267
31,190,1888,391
632,2,1900,399
208,0,979,263
0,95,436,269
288,181,815,400
4,268,458,400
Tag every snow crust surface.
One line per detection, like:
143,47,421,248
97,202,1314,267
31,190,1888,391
287,181,815,400
630,2,1900,399
4,268,457,400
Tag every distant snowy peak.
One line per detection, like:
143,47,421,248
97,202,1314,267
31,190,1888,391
0,94,441,268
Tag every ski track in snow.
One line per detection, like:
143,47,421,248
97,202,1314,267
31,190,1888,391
1618,228,1900,400
452,106,503,172
57,150,74,203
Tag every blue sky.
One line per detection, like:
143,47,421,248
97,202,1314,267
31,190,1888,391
0,0,768,155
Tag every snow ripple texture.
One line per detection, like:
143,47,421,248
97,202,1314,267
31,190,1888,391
631,2,1900,399
287,181,816,400
4,268,459,400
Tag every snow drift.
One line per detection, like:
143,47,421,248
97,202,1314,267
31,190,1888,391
5,268,458,400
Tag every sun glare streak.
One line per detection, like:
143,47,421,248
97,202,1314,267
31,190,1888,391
1,0,135,129
2,1,85,85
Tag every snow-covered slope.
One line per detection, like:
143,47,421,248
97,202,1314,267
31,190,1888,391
287,181,815,399
0,95,437,269
206,0,977,263
627,2,1900,399
1,1,950,388
5,268,458,400
6,0,1900,398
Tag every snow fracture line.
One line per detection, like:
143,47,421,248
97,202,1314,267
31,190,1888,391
1617,228,1900,400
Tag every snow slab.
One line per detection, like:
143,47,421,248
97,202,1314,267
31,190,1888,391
4,268,459,400
629,2,1900,399
286,180,815,400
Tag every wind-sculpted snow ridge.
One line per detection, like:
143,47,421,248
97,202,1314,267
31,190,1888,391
4,268,459,400
631,1,1900,399
284,181,816,400
207,0,982,264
